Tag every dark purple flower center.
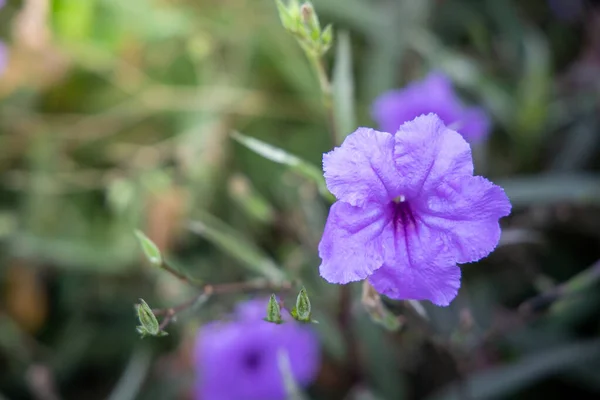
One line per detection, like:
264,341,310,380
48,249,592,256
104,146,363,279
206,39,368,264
391,195,417,228
242,349,263,372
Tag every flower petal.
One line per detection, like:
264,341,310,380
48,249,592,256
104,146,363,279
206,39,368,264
417,175,511,264
323,128,402,206
369,263,461,306
319,201,394,284
195,318,319,400
459,107,491,143
394,114,473,198
371,72,460,134
367,217,461,306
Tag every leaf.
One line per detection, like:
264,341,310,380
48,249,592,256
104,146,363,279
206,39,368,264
429,339,600,400
107,348,153,400
277,349,308,400
134,230,162,267
232,131,334,202
188,213,287,282
497,174,600,207
333,30,356,139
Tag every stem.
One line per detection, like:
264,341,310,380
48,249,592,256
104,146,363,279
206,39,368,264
308,54,340,146
159,260,197,286
152,279,294,329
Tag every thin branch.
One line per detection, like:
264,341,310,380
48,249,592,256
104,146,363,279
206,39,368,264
152,279,294,330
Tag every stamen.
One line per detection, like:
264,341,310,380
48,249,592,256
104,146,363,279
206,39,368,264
393,195,406,204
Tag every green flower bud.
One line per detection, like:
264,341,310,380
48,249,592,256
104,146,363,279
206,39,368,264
293,286,311,322
265,294,283,324
320,24,333,53
135,299,168,338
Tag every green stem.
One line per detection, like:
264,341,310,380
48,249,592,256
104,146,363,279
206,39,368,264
308,54,340,146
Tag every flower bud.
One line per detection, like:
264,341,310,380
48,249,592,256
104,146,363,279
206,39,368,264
135,299,168,338
294,287,311,322
264,294,283,324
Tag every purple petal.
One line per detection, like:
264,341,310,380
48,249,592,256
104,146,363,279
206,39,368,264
0,42,7,76
195,317,320,400
417,175,511,264
371,72,492,142
367,217,461,306
319,201,394,284
323,128,402,207
371,72,459,134
458,107,491,143
394,114,473,198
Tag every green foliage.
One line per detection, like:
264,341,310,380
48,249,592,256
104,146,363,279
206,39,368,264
0,0,599,399
134,230,162,267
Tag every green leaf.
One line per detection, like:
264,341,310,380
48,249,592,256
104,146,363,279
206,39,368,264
498,174,600,207
232,131,334,202
134,230,162,267
277,349,309,400
188,213,287,282
333,30,356,139
430,339,600,400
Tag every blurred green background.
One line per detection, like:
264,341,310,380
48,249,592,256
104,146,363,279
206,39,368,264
1,0,600,399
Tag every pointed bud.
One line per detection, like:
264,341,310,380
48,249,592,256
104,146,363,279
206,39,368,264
134,230,162,267
265,294,283,324
135,299,168,338
300,2,320,40
294,286,311,322
321,24,333,52
275,0,295,31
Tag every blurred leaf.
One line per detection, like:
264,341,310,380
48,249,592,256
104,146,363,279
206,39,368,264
429,339,600,400
549,115,600,172
228,174,275,225
232,131,334,202
356,312,407,399
188,213,287,282
498,174,600,207
134,230,163,267
513,28,551,149
277,349,308,400
333,31,356,138
53,0,96,41
107,348,153,400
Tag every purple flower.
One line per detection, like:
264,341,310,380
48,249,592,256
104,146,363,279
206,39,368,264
548,0,585,22
0,42,7,76
372,72,490,143
318,114,511,306
194,299,320,400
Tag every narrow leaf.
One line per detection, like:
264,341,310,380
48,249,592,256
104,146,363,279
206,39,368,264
232,131,334,202
430,339,600,400
188,213,286,282
333,30,356,139
134,230,162,266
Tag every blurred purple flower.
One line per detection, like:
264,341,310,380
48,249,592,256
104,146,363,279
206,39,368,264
372,72,490,143
0,42,7,76
194,299,320,400
319,114,511,306
548,0,585,22
0,0,7,77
